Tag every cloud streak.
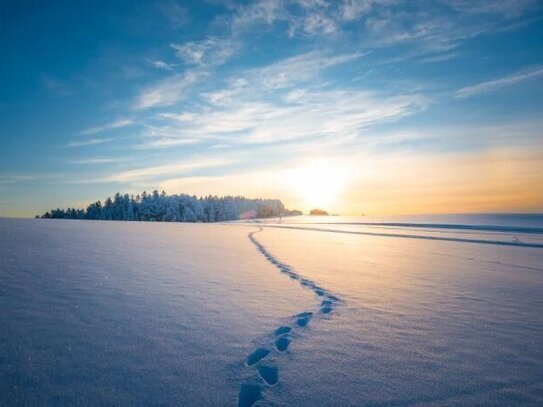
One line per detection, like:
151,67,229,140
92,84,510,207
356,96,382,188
80,119,134,135
135,70,203,109
455,67,543,97
161,90,425,145
69,157,126,164
65,138,115,148
171,37,237,67
99,158,235,183
150,59,177,71
0,175,39,185
144,50,424,147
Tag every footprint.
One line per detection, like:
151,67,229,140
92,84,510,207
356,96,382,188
314,288,325,296
258,365,279,386
274,326,292,336
275,335,291,352
321,305,333,314
296,312,313,318
296,316,311,327
238,383,261,407
300,279,312,286
246,348,271,366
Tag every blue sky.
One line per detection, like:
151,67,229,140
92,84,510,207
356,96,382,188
1,0,543,216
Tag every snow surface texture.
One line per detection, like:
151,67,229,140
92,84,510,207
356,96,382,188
1,217,543,406
1,219,316,405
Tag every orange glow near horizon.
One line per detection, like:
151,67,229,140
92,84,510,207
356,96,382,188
23,149,538,220
150,149,543,217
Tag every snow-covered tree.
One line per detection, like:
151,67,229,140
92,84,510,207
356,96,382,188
39,191,287,222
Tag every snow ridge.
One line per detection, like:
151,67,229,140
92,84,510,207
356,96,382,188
238,227,341,407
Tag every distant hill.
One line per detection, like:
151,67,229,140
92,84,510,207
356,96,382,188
286,210,303,216
38,190,294,222
310,209,329,216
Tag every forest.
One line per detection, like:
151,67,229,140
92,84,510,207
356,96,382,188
38,190,297,222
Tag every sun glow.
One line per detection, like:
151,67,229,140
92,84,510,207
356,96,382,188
288,160,350,211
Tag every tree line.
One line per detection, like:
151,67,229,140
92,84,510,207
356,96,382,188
38,190,299,222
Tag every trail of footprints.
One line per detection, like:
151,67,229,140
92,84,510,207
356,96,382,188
238,227,341,407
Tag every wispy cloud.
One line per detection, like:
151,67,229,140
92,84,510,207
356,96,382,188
455,66,543,98
150,59,177,71
146,50,423,146
132,0,538,121
0,175,39,185
228,0,343,37
135,70,202,109
293,1,339,35
65,138,114,148
444,0,538,17
228,0,538,57
80,119,134,135
136,137,200,149
69,157,125,164
339,0,378,21
136,37,237,113
154,88,425,146
243,51,364,90
171,37,237,67
204,51,364,106
420,52,460,64
229,0,287,35
0,173,61,186
102,158,235,183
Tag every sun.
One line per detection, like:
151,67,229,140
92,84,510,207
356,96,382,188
288,160,349,211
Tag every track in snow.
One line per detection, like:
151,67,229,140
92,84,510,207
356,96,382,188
238,227,342,407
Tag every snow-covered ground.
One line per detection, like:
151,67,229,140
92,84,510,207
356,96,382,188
1,217,542,406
